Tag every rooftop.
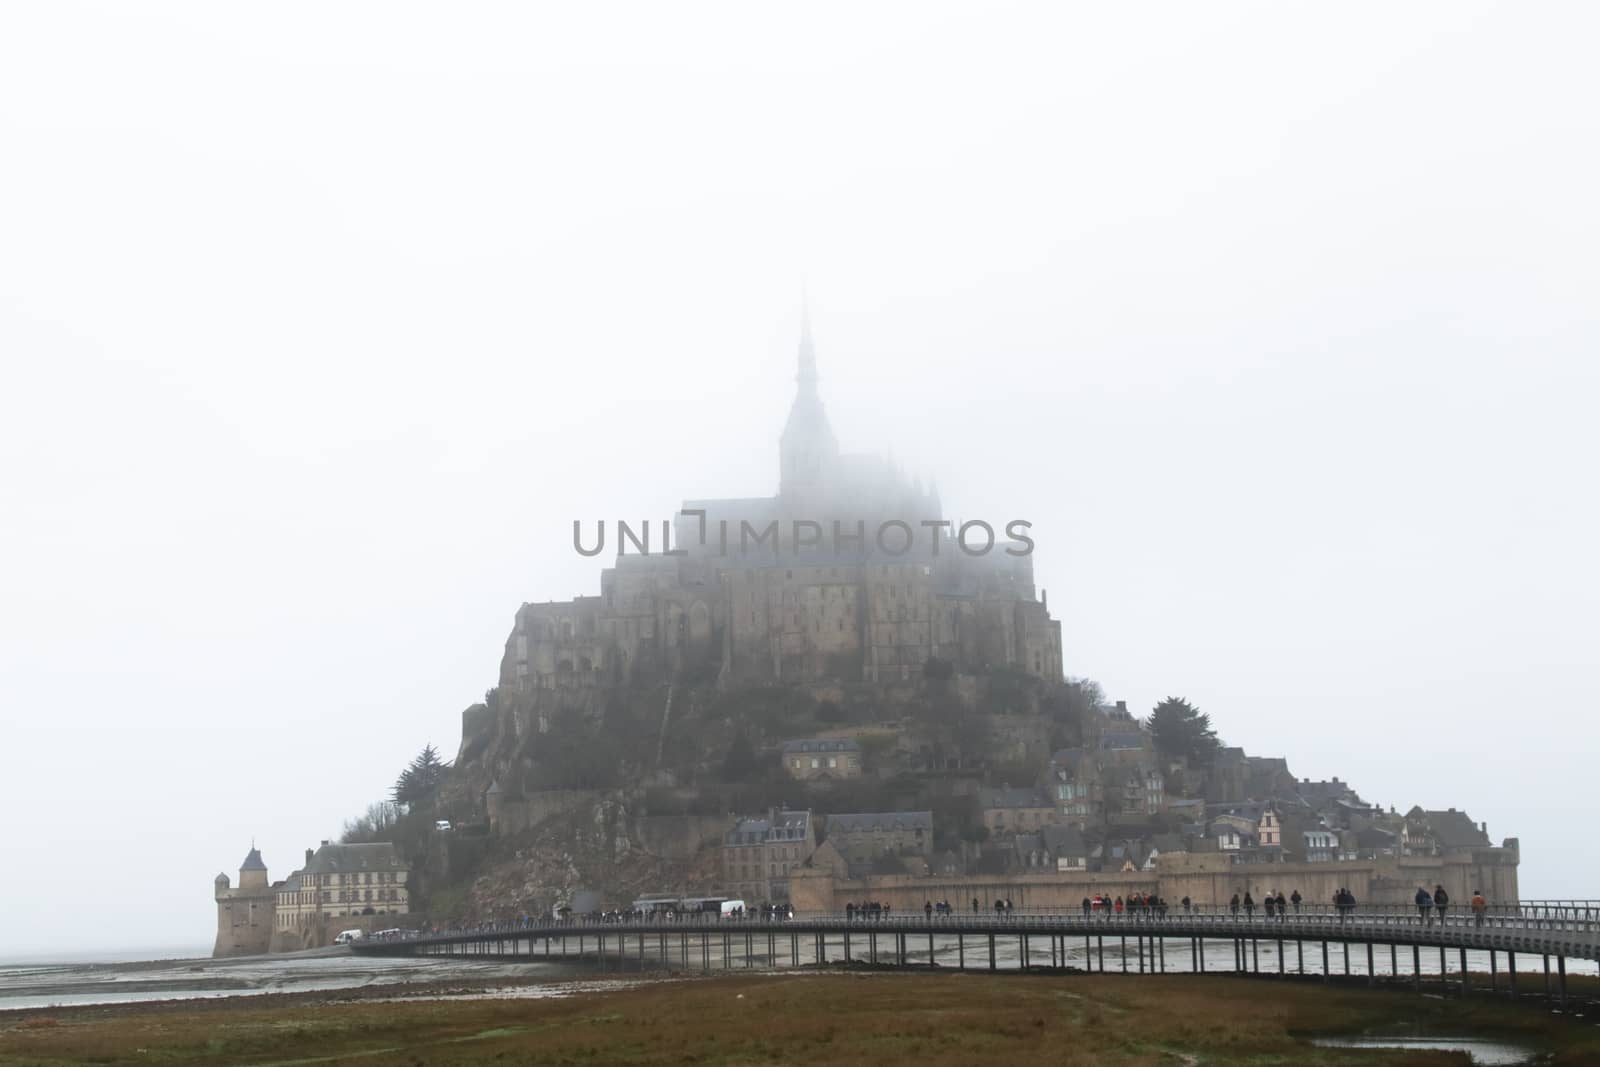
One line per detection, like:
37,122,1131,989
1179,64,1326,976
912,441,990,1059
826,811,932,834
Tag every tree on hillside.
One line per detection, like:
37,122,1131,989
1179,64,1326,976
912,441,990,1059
720,730,763,783
1044,676,1103,751
1147,697,1223,767
393,743,451,806
341,800,400,844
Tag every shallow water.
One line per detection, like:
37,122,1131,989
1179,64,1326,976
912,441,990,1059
1311,1036,1538,1064
0,948,571,1011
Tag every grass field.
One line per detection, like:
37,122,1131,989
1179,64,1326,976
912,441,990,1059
2,972,1593,1066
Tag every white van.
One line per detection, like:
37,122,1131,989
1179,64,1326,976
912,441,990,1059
719,899,746,918
334,929,364,945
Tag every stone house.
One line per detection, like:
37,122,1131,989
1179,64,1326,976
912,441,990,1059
1042,824,1089,871
1302,829,1337,862
1044,747,1100,826
782,738,862,781
1403,807,1492,857
722,809,816,903
275,841,411,939
978,786,1055,836
823,811,933,876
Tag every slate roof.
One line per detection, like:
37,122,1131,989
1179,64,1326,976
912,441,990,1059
302,842,407,875
1423,809,1490,849
782,738,861,755
729,809,812,844
1041,824,1088,857
979,787,1049,810
240,847,267,872
1099,731,1145,751
826,811,932,834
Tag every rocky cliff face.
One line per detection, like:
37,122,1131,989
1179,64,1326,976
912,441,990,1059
456,794,723,919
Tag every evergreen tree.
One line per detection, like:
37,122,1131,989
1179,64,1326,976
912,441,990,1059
392,743,451,806
1147,697,1223,767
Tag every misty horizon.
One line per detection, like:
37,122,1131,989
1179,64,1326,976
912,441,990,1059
3,2,1598,956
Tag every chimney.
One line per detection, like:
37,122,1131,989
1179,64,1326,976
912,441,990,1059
1115,701,1127,714
1481,821,1487,835
305,848,314,866
321,839,330,846
1331,776,1339,783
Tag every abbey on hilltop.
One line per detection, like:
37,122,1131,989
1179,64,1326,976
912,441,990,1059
502,310,1063,692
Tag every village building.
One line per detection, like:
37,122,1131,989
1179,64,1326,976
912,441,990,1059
782,738,862,781
722,809,815,903
822,811,933,876
978,786,1055,836
274,841,412,936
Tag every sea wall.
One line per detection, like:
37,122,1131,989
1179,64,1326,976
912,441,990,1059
790,847,1519,914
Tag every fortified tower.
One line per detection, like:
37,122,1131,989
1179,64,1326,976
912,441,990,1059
212,845,276,957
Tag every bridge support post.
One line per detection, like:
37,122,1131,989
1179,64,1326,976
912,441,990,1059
1121,934,1127,973
1543,955,1550,996
1279,939,1285,975
1297,940,1303,975
1489,949,1496,991
1439,945,1447,990
1196,937,1203,973
1097,934,1104,973
928,930,934,968
1051,935,1057,968
1459,947,1467,993
1558,955,1568,1009
958,934,964,970
843,930,850,964
1508,951,1517,998
1022,934,1028,972
1321,941,1328,981
1343,941,1350,976
1159,936,1165,973
1412,945,1421,991
1137,935,1143,974
988,934,996,971
1366,942,1374,986
1251,938,1258,974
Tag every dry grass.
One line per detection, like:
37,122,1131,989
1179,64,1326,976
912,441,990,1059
0,972,1592,1066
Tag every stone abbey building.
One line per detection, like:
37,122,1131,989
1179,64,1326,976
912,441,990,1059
502,313,1063,693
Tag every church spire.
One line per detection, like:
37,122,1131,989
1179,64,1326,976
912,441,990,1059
780,290,837,498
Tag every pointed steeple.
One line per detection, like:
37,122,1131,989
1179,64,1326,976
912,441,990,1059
780,291,837,498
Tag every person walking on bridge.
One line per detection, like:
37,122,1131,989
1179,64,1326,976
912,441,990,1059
972,897,980,914
1415,886,1434,925
1229,893,1240,918
1263,893,1275,920
1275,890,1288,921
925,900,934,922
1433,885,1449,923
1290,889,1302,914
1243,892,1255,920
1471,890,1487,927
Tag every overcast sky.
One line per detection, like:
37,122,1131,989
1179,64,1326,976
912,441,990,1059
2,2,1596,957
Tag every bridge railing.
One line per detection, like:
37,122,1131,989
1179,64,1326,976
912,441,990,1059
361,900,1600,944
